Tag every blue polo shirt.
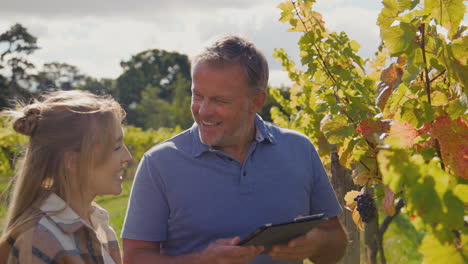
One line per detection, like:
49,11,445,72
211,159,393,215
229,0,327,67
122,115,342,264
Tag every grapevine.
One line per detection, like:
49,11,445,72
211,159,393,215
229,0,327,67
274,0,467,263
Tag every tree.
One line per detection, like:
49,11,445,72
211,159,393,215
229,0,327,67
115,49,192,126
36,62,86,92
77,77,115,95
0,23,39,108
136,73,192,129
274,1,466,263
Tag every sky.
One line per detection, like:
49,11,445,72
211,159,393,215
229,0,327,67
0,0,409,87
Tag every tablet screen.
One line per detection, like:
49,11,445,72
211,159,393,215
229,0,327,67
239,213,326,251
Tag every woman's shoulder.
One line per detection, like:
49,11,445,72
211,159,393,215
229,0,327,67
0,216,66,263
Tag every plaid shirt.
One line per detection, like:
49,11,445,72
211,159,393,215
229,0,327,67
0,193,121,264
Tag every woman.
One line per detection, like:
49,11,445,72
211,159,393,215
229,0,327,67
0,90,132,264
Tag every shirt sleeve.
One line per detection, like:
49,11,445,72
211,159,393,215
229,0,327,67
121,154,170,242
308,143,343,219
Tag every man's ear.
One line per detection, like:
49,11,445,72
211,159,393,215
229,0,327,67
253,90,266,113
64,152,79,174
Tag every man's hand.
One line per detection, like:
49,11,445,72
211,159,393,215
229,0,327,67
268,217,347,264
268,227,323,261
200,237,264,264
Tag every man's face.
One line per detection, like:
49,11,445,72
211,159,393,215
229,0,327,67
191,62,264,151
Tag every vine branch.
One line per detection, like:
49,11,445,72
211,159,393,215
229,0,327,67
419,23,446,171
430,69,446,84
290,0,340,100
419,23,432,105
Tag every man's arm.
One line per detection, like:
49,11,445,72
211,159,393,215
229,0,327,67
268,217,348,264
123,237,264,264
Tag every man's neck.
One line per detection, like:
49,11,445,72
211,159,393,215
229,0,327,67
218,124,256,164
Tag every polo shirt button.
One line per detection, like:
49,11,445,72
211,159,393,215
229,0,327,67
243,171,247,176
228,158,233,162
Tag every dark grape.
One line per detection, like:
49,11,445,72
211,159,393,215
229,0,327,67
354,194,376,223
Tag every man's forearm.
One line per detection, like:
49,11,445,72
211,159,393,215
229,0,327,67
308,221,348,264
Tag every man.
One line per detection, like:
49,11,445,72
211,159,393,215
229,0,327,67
122,35,348,264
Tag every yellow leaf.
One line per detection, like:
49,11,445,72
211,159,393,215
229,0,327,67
352,208,364,231
352,171,368,185
344,190,360,211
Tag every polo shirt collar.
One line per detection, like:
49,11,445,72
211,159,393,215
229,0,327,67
39,193,108,235
190,114,275,157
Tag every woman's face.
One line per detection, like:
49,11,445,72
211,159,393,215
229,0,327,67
88,122,132,197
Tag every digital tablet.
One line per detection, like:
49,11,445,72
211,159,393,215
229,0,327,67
238,213,326,251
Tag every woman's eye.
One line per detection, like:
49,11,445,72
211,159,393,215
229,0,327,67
114,146,121,151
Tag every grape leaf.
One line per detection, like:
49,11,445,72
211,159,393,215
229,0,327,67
453,184,468,203
424,0,466,40
320,115,355,144
431,91,449,106
431,115,468,179
381,185,396,216
419,233,466,264
344,190,360,211
386,121,420,147
408,176,443,226
352,207,364,231
356,118,391,143
381,23,415,55
378,149,421,192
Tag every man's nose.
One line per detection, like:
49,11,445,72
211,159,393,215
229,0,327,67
198,100,213,117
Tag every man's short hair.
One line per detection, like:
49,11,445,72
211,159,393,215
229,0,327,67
191,34,269,94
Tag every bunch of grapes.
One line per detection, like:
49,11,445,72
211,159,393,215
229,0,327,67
354,194,376,223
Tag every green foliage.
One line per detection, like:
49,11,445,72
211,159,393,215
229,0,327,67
123,125,181,178
275,0,467,263
0,117,27,176
115,49,192,128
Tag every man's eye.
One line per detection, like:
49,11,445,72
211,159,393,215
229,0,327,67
114,146,121,151
215,98,227,104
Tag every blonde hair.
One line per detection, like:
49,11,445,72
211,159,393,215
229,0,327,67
1,90,125,240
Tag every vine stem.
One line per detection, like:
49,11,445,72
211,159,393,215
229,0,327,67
290,0,340,99
419,23,446,170
430,69,446,84
420,24,432,105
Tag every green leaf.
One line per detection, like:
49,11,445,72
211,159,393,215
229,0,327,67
277,1,295,23
338,137,359,169
431,91,449,106
408,176,443,225
320,115,355,144
453,184,468,203
442,190,464,229
429,58,445,72
378,149,420,192
350,40,360,52
424,0,466,40
399,99,420,126
381,23,415,55
419,233,466,264
449,36,468,66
